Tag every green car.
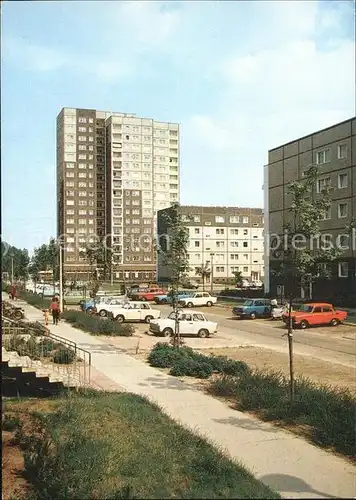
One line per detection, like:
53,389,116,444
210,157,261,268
63,291,87,306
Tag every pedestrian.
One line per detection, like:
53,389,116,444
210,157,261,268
43,308,49,326
10,284,15,300
271,297,278,308
50,297,60,325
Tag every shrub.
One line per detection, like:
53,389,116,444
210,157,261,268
2,414,21,432
53,346,76,364
38,339,61,357
208,369,356,459
170,358,213,379
6,335,26,353
61,310,134,337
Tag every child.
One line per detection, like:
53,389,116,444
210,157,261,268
42,309,49,326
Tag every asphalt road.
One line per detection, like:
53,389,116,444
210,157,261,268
154,304,356,367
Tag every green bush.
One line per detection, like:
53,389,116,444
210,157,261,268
148,344,249,380
2,414,21,432
61,310,134,337
52,346,76,364
38,339,61,357
208,370,356,459
19,290,50,309
170,357,213,379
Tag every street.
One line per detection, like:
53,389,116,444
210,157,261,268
152,304,356,367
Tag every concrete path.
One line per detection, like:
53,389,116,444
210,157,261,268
15,300,356,499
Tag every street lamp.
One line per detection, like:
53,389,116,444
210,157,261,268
11,254,14,285
210,252,215,294
59,244,64,313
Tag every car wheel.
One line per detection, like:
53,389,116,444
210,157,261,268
197,329,209,338
187,302,193,308
162,299,167,304
145,315,154,324
116,315,125,323
99,309,107,317
86,307,93,314
299,320,309,329
330,318,340,327
14,310,24,320
250,312,256,320
206,301,213,307
163,327,173,337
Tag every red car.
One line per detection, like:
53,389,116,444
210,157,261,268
131,288,166,301
282,302,348,329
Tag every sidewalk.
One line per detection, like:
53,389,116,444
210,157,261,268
16,301,356,499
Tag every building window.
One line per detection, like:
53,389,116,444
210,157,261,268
215,216,225,223
243,216,249,224
230,254,239,260
320,206,332,220
317,177,331,193
194,228,200,234
216,228,225,235
66,209,75,215
243,254,248,260
243,266,248,272
194,241,200,248
78,117,87,123
78,127,86,132
230,216,239,223
65,181,75,187
230,229,239,235
78,154,86,160
78,182,87,188
338,203,348,218
78,136,86,142
230,241,238,247
338,144,347,159
216,266,225,272
66,219,74,224
243,242,248,247
78,145,87,151
338,173,348,189
338,262,348,278
66,163,75,168
66,172,75,178
216,241,225,248
316,149,330,164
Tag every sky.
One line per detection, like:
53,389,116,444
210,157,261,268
2,0,355,252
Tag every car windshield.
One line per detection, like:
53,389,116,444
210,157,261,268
242,300,254,306
299,304,313,313
168,312,176,320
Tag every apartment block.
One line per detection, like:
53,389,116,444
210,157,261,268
57,108,180,282
264,117,356,304
157,206,264,283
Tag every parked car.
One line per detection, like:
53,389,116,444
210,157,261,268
92,297,130,316
232,298,272,319
149,310,218,338
130,288,166,301
109,302,161,323
180,280,199,290
250,280,263,288
178,292,217,308
154,290,193,304
282,302,348,329
63,290,86,306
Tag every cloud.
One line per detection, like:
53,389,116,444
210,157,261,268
2,36,134,82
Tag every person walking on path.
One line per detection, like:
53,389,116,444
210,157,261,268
50,297,60,325
42,308,49,326
9,284,15,300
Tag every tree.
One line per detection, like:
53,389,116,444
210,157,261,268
272,165,342,400
80,238,113,296
1,242,30,282
195,263,211,291
232,269,243,288
157,203,191,347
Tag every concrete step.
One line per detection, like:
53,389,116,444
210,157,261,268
2,348,78,389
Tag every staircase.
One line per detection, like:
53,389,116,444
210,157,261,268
2,347,79,396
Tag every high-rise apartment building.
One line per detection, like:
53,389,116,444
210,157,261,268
264,117,356,304
157,206,264,283
57,108,180,282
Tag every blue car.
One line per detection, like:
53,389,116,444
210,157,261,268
232,299,272,320
154,291,192,305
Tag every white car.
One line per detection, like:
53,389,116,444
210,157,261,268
149,310,218,338
99,301,161,323
178,292,217,308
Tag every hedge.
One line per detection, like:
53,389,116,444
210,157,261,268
61,310,134,337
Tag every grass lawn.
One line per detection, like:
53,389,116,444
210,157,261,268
3,391,279,500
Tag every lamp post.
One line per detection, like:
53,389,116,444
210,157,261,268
11,255,14,285
210,252,215,294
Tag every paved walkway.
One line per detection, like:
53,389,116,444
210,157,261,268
15,300,356,499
